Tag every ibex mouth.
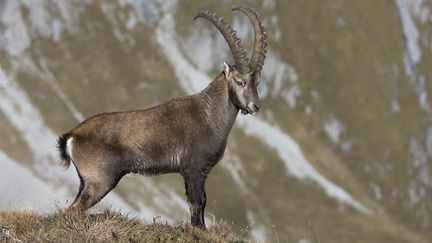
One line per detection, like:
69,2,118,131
241,108,257,115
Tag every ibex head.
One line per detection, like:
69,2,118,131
195,7,267,115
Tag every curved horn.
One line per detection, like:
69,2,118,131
194,10,250,73
232,7,267,74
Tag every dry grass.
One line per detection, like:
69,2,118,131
0,210,247,242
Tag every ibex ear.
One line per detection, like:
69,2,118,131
223,62,231,78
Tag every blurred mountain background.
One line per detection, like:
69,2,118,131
1,0,432,242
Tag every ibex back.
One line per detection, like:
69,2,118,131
57,7,267,228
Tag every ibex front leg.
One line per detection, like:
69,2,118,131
184,174,207,228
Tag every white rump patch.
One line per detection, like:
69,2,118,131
66,137,74,160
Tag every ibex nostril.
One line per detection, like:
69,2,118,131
253,104,260,111
248,103,260,113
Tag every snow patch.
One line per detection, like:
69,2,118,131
222,156,248,190
262,0,276,11
264,52,299,95
51,20,63,42
20,0,55,38
155,0,210,92
263,51,300,106
390,96,401,114
269,16,282,41
0,0,93,55
368,182,383,201
126,12,138,30
323,117,345,145
299,239,312,243
337,16,347,28
123,0,160,27
409,138,430,186
183,24,228,73
426,127,432,156
396,0,422,66
232,14,252,45
0,69,64,172
0,1,31,56
396,0,431,112
56,0,82,33
238,116,370,214
246,210,267,242
0,66,10,88
282,85,301,108
0,151,66,212
132,178,188,222
39,59,84,121
407,136,430,218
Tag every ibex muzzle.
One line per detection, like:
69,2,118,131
57,7,267,228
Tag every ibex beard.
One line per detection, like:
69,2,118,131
57,7,266,229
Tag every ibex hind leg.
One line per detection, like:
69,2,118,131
68,165,85,211
69,174,123,212
68,159,124,212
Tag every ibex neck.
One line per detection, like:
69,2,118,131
199,73,239,136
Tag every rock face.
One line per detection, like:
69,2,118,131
1,0,432,242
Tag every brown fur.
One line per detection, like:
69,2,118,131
57,8,266,228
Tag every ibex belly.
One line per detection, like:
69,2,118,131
130,148,184,176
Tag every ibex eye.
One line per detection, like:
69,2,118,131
235,80,245,87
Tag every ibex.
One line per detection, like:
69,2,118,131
57,7,266,228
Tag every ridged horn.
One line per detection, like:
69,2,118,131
194,10,250,73
232,7,267,74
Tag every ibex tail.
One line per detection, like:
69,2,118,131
57,133,73,168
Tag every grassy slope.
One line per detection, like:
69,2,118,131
0,210,246,242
